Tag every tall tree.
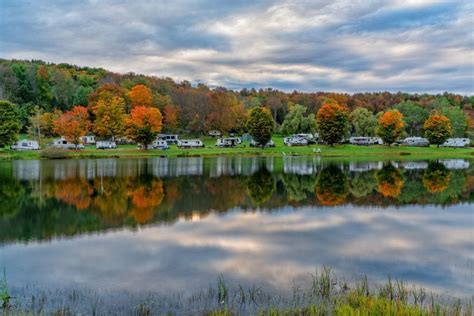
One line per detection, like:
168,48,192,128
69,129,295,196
376,109,404,145
0,100,21,147
423,113,452,146
126,106,163,149
53,106,90,147
247,107,275,147
349,107,377,136
316,103,349,146
129,84,154,108
92,96,126,140
393,101,428,136
440,106,468,137
281,103,317,135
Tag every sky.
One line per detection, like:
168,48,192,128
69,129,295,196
1,0,473,94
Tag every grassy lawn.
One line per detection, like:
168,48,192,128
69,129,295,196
1,136,473,160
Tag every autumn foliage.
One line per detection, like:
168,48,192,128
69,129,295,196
423,113,452,146
377,109,404,145
129,84,154,108
316,165,349,206
423,162,452,193
53,106,90,146
126,106,163,149
92,96,126,140
316,103,349,146
129,180,164,224
376,164,404,198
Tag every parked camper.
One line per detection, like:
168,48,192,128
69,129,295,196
216,137,241,147
152,139,169,150
11,139,40,151
96,141,117,149
284,136,308,146
440,138,470,148
208,130,222,137
157,134,180,144
177,139,204,148
294,133,317,144
349,137,383,145
81,135,96,145
400,137,429,147
51,138,84,149
250,139,275,147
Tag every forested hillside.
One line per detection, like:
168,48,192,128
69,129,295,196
0,59,472,138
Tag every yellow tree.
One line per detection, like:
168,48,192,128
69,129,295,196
129,84,153,108
93,96,126,140
377,109,404,145
126,106,163,149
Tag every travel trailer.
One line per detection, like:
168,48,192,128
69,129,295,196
284,136,308,146
81,135,96,145
96,141,117,149
157,134,180,144
400,137,429,147
151,139,169,149
216,137,241,147
177,139,204,148
51,138,84,149
250,139,275,147
349,137,383,145
294,133,317,144
11,139,40,151
440,138,470,148
208,130,222,137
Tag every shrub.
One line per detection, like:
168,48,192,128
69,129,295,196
40,147,71,159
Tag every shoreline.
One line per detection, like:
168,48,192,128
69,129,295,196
1,144,473,161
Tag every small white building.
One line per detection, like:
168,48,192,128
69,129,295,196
216,137,241,147
51,138,84,149
440,138,470,148
177,139,204,148
11,139,40,151
96,141,117,149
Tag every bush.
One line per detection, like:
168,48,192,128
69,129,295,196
40,147,70,159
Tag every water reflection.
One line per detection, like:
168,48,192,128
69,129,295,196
0,157,472,297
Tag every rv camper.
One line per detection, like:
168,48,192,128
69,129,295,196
284,136,308,146
157,134,180,144
177,139,204,148
81,135,96,145
51,138,85,149
400,137,429,147
216,137,241,147
208,130,222,137
440,138,470,148
152,139,169,149
11,140,40,151
96,141,117,149
349,137,383,145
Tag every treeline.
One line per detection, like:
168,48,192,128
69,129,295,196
0,59,472,141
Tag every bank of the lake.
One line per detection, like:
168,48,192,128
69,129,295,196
1,135,473,161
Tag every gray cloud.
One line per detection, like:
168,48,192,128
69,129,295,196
0,0,473,93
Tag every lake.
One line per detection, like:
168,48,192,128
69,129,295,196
0,157,472,306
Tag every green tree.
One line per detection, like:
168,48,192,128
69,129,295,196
424,113,452,146
316,103,349,146
73,86,94,106
440,107,468,137
281,103,317,135
394,101,429,136
0,100,21,147
247,107,275,147
349,107,377,136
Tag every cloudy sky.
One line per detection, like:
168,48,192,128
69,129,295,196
1,0,473,93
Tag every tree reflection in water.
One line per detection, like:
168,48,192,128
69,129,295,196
246,167,275,205
423,162,452,193
376,164,404,198
316,165,349,206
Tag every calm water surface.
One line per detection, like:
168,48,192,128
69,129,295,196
0,157,473,297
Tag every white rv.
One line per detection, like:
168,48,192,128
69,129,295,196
157,134,180,144
51,138,84,149
440,138,470,148
250,139,275,147
349,137,383,145
400,137,429,147
284,136,308,146
177,139,204,148
294,133,317,144
152,139,169,150
96,141,117,149
208,130,222,137
216,137,241,147
11,140,40,151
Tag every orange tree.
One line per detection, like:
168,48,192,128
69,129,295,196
376,164,404,198
92,96,126,140
126,106,163,149
129,84,153,108
53,106,90,147
376,109,404,145
316,102,349,146
423,113,452,146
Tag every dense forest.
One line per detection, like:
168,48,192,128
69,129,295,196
0,59,472,139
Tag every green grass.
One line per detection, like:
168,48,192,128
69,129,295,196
1,136,473,161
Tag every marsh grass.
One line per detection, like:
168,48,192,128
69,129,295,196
2,269,472,315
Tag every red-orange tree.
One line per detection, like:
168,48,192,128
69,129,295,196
53,106,90,147
423,113,452,146
316,102,349,146
129,84,153,108
126,106,163,149
377,109,404,145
